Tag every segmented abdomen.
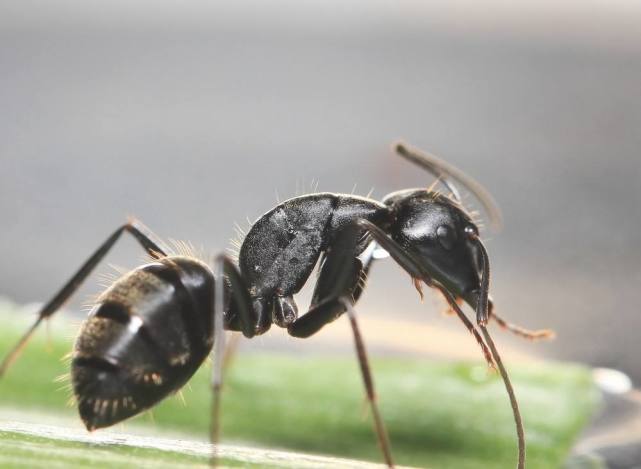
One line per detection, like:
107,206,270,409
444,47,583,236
71,256,214,430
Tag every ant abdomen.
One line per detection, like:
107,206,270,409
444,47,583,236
71,256,214,430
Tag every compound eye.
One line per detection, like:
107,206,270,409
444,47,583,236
436,225,457,250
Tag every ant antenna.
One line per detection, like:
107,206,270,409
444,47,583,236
394,141,503,231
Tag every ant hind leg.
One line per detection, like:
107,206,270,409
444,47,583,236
0,218,170,377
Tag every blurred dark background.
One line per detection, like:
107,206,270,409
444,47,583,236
1,2,640,381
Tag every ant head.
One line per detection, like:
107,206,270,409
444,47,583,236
383,189,484,308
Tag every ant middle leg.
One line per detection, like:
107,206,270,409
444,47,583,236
209,254,269,461
0,218,170,377
287,225,370,338
287,225,395,468
288,296,396,468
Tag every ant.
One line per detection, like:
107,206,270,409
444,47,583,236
0,142,553,468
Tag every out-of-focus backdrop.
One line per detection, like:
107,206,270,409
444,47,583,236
1,1,640,381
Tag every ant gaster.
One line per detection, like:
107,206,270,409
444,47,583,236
0,143,553,469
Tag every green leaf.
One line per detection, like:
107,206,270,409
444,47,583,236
0,305,599,468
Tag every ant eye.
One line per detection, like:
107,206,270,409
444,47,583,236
436,225,457,250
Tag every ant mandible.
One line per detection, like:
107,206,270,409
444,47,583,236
0,142,553,469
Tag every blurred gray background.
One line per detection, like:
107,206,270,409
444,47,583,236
1,2,640,381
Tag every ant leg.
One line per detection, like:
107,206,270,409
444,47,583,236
287,227,394,468
489,301,555,341
216,255,259,339
221,332,241,378
479,324,526,469
355,219,495,368
289,223,368,338
439,288,526,469
359,219,524,468
436,287,495,369
288,297,395,468
340,297,394,468
0,218,170,377
209,254,260,464
210,256,226,463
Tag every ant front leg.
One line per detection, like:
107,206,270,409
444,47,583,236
354,220,496,369
357,219,525,469
489,300,556,341
0,218,170,377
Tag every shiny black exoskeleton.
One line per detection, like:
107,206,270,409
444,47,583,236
1,142,549,469
72,256,215,429
228,188,484,340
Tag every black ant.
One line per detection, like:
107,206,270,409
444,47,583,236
0,142,553,468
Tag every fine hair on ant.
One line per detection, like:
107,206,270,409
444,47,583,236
0,142,554,468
